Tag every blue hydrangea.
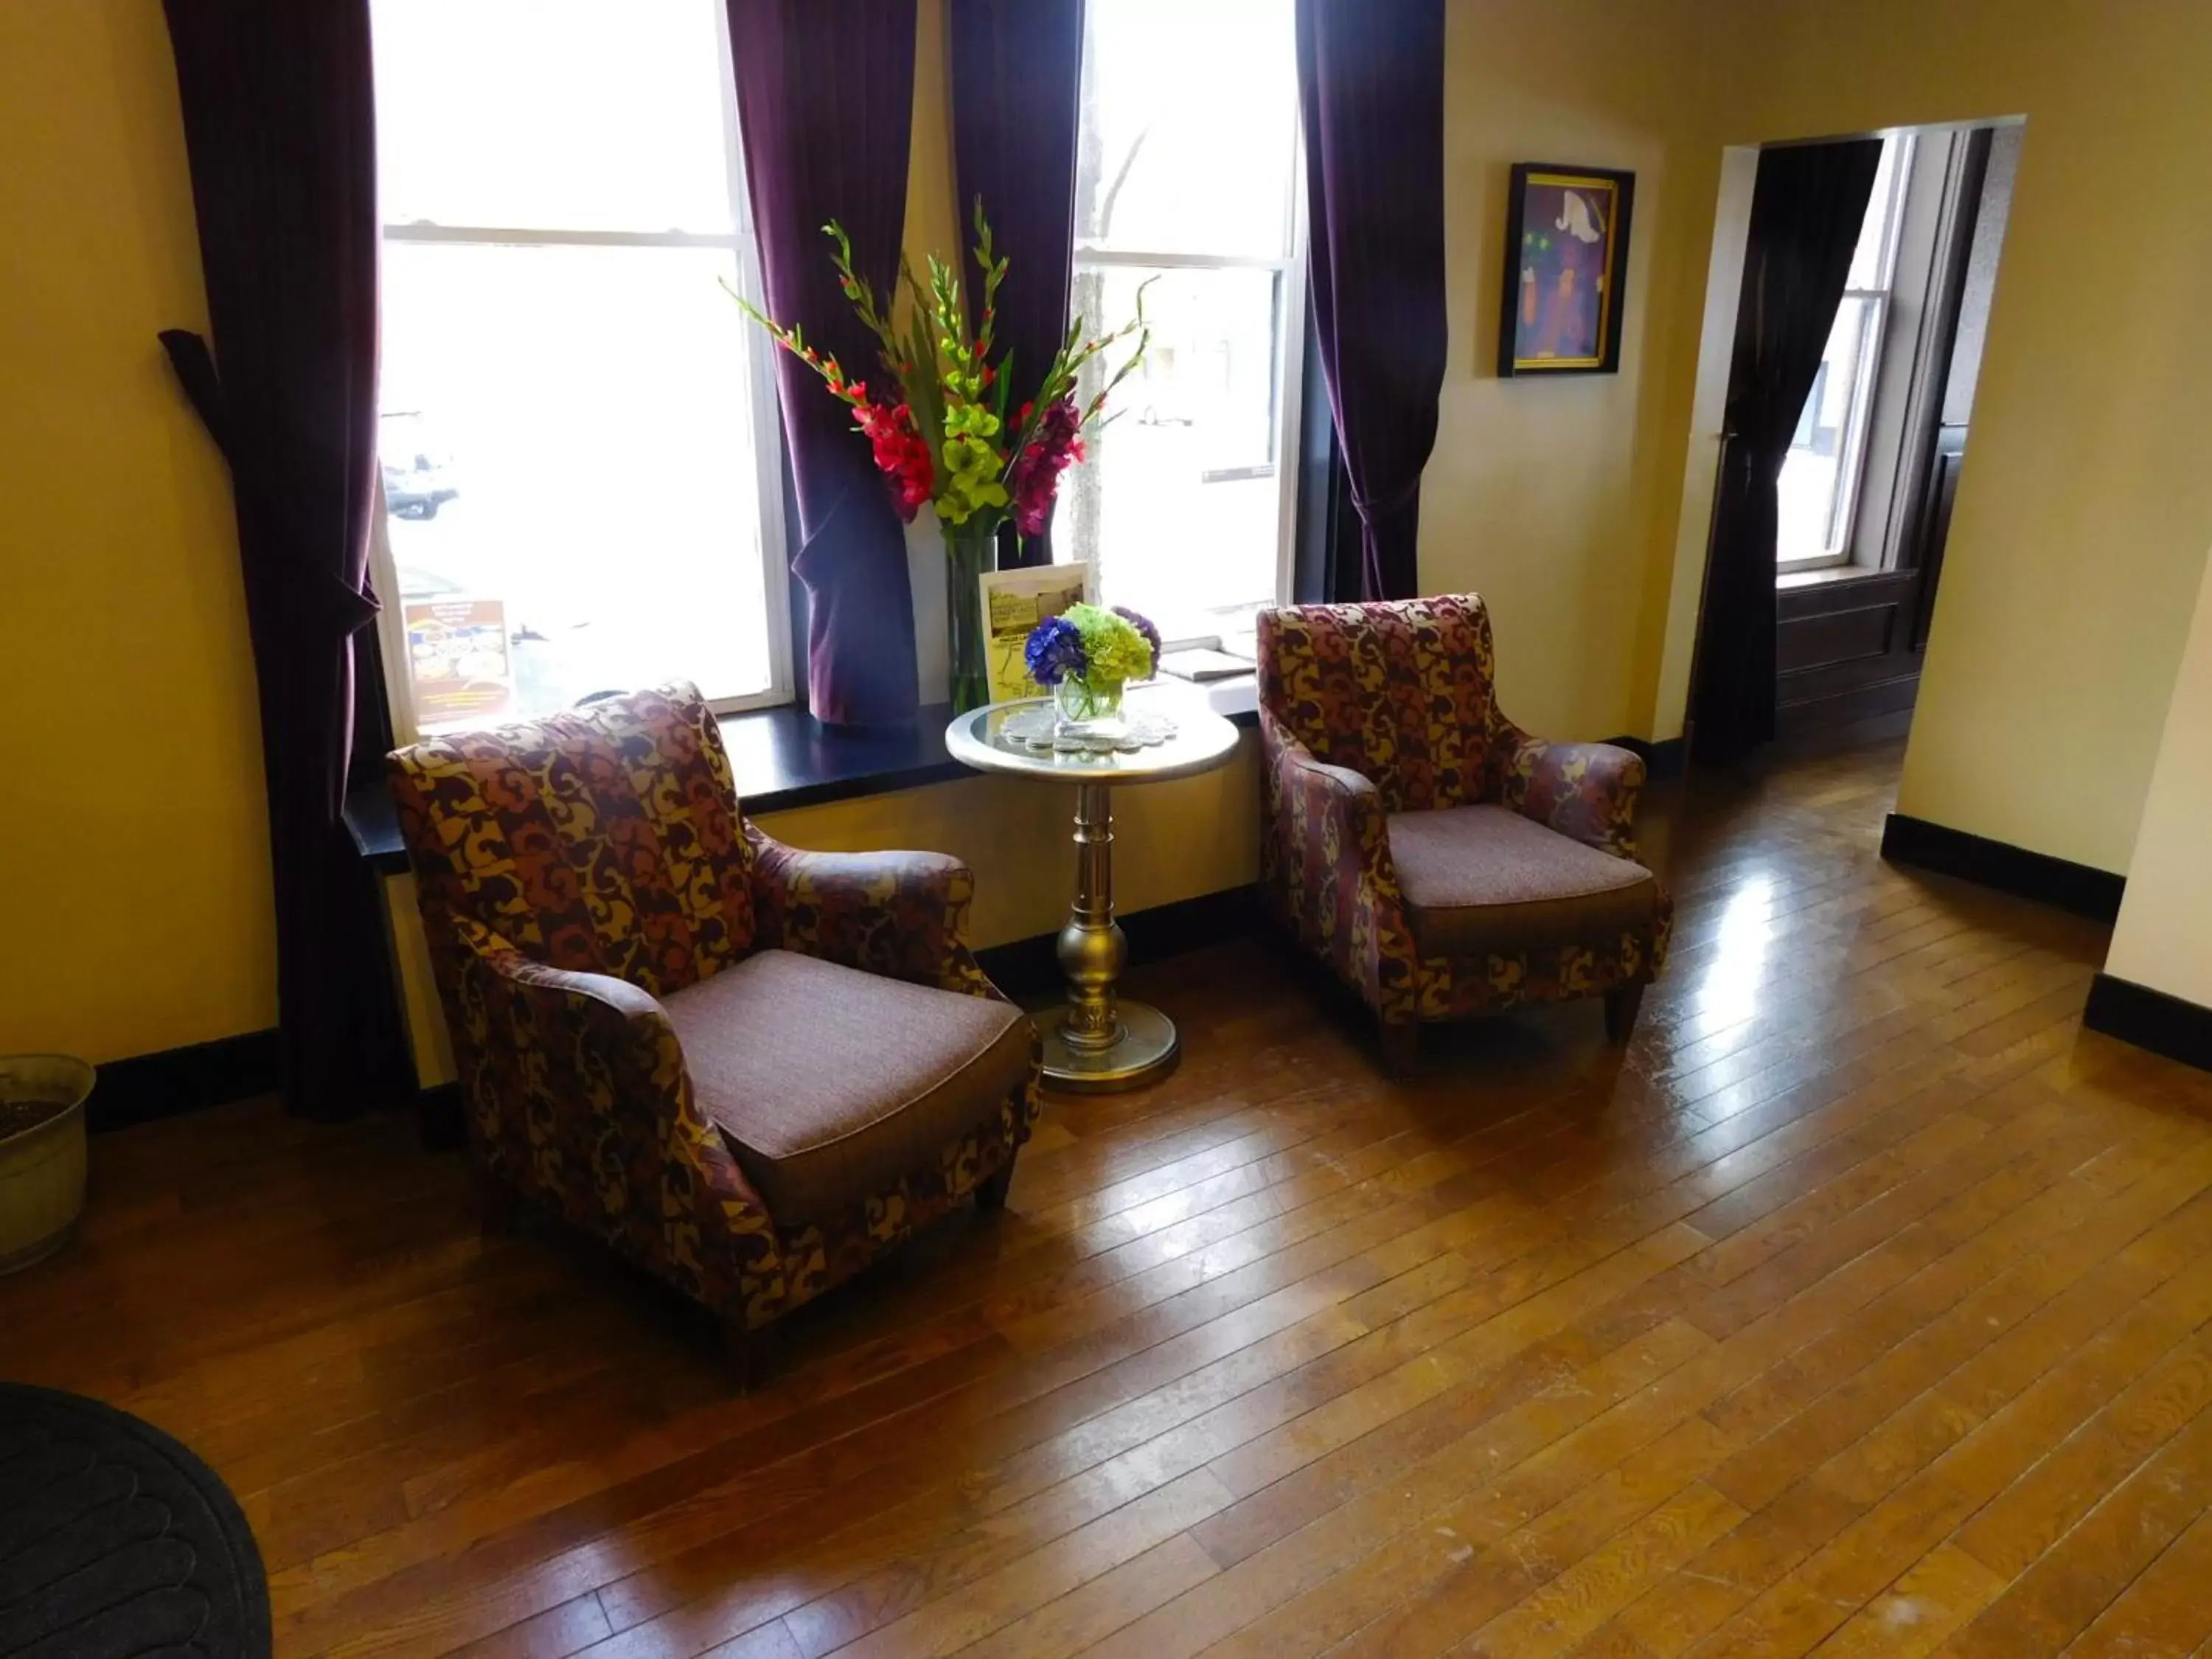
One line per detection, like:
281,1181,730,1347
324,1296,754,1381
1024,613,1088,687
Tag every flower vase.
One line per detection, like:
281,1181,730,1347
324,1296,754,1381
1053,675,1128,744
944,518,996,714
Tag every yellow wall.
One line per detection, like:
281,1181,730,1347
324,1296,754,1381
2104,544,2212,1009
757,739,1262,955
1666,0,2212,873
0,0,278,1065
19,0,2212,1070
1422,0,1728,744
1433,0,2212,877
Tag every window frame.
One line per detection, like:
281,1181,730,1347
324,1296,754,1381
1065,95,1308,653
366,1,792,746
1777,133,1916,576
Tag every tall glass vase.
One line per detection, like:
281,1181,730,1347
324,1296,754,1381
943,517,997,714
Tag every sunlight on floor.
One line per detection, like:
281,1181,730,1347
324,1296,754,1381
1695,873,1776,1029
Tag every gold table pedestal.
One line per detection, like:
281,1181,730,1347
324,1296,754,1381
942,693,1242,1094
1040,782,1178,1091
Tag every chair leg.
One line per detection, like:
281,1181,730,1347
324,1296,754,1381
1604,982,1646,1044
975,1152,1018,1213
1380,1018,1420,1080
723,1318,773,1393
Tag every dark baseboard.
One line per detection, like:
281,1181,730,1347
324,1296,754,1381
2084,973,2212,1075
975,884,1263,998
83,1028,280,1134
1879,812,2126,922
1604,735,1686,782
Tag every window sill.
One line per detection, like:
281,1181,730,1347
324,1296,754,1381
1777,562,1879,591
346,672,1259,874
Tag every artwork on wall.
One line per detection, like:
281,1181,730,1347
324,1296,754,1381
1498,163,1635,377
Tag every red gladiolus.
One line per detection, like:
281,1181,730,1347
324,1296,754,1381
853,399,935,522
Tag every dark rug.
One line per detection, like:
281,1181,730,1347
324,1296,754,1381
0,1385,270,1658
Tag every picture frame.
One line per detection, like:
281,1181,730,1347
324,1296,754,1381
1498,162,1635,377
979,560,1094,703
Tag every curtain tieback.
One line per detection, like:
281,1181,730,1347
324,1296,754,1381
321,571,383,636
159,329,232,462
1349,474,1422,525
160,327,382,639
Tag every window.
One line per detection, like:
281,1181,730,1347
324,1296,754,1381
368,0,787,734
1775,135,1912,570
1057,0,1304,647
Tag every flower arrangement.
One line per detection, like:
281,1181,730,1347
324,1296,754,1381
1024,602,1160,726
731,202,1151,712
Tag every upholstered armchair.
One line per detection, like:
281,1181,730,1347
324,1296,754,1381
387,683,1040,1379
1256,594,1670,1073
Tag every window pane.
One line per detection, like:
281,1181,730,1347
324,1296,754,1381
1056,265,1285,640
1075,0,1298,260
374,0,735,234
1777,296,1877,563
381,242,774,724
1844,136,1905,291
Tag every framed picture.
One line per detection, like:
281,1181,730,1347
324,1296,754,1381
980,560,1093,703
1498,163,1635,376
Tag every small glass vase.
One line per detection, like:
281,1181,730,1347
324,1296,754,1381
1053,675,1127,743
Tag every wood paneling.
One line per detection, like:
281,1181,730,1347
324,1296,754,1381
6,740,2211,1658
1776,571,1923,738
1776,600,1897,675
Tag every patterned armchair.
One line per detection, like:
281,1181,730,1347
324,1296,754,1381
1257,594,1670,1073
387,683,1040,1379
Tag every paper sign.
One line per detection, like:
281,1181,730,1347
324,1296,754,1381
981,562,1093,703
404,597,515,728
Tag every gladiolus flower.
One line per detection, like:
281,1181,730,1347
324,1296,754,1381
853,400,935,522
1007,396,1085,537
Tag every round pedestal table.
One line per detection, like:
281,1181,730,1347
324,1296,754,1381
945,690,1241,1092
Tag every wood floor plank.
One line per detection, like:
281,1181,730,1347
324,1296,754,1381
8,739,2211,1659
2059,1503,2212,1658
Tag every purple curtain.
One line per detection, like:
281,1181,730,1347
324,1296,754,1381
948,0,1085,571
1690,139,1883,763
728,0,920,726
159,0,406,1120
1295,0,1448,602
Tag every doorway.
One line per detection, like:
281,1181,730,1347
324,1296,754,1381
1688,120,2022,759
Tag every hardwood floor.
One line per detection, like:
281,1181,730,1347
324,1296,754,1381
10,738,2212,1658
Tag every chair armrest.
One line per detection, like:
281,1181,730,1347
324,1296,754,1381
448,920,783,1318
745,830,998,998
1491,720,1647,860
1259,714,1420,1020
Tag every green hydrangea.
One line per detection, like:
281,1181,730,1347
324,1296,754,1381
1062,602,1152,686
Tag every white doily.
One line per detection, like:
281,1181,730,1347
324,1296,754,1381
996,703,1179,755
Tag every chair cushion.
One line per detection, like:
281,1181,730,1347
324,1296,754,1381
1388,804,1660,960
662,949,1032,1226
